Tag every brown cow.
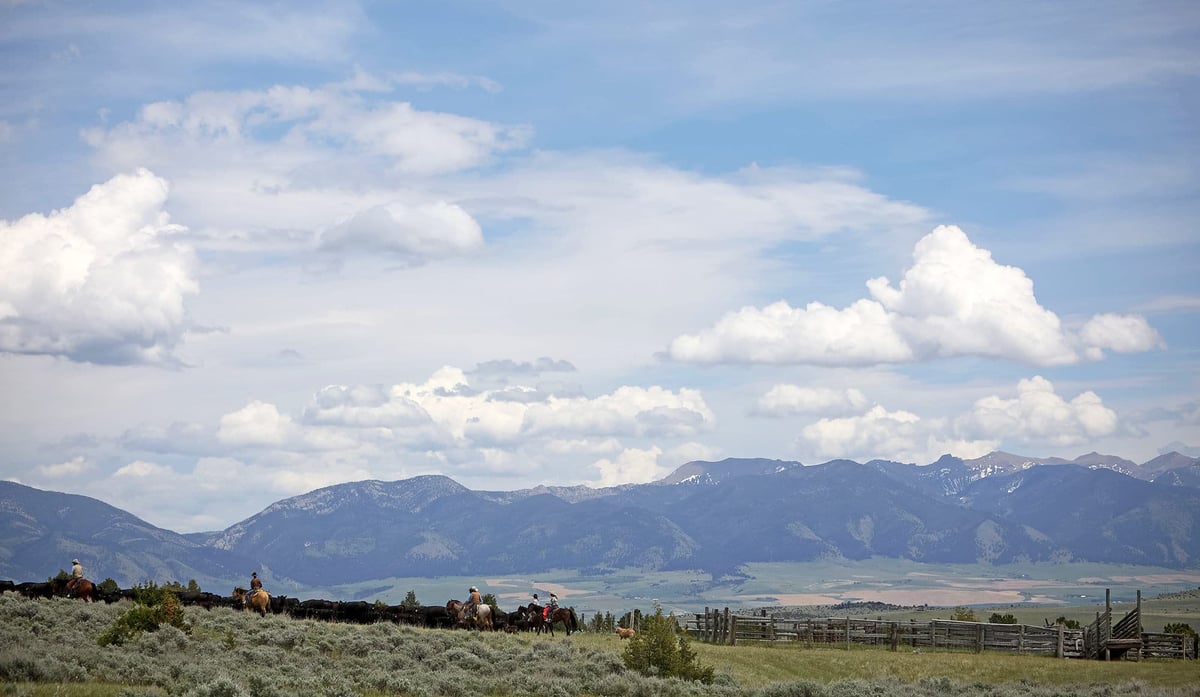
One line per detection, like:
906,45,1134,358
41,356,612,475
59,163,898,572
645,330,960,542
616,627,637,639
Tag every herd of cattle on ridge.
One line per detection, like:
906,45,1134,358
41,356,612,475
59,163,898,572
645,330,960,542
0,579,585,636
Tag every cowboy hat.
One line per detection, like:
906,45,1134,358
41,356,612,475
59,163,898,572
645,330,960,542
469,586,477,592
72,559,79,564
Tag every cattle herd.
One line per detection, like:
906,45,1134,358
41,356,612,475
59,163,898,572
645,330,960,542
0,579,574,633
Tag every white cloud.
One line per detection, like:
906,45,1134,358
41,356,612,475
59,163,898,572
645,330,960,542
1078,313,1164,359
543,438,623,455
113,460,172,478
755,385,868,416
793,375,1120,462
85,81,528,182
35,456,92,478
217,401,296,447
0,169,197,364
521,386,715,439
956,375,1119,447
319,200,483,258
590,446,667,487
669,225,1160,367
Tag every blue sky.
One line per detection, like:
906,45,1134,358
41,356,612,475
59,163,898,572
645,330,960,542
1,0,1197,532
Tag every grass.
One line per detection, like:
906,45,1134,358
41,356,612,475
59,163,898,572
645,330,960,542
569,632,1200,689
3,593,1198,697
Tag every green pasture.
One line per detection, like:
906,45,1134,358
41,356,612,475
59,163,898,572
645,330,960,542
294,559,1200,622
2,592,1198,697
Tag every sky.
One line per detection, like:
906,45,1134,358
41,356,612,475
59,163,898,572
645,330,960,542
1,0,1198,534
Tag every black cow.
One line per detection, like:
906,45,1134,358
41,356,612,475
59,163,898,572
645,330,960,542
270,595,300,616
178,591,224,609
298,598,338,621
419,604,452,628
337,600,376,624
15,582,54,599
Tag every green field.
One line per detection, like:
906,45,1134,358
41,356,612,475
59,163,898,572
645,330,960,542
298,559,1200,622
1,592,1198,697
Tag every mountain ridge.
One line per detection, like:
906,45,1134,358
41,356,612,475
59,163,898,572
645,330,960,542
2,450,1197,589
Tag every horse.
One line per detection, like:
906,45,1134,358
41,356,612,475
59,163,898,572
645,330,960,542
447,599,493,631
616,627,637,640
526,603,577,636
232,586,271,616
545,607,578,636
51,576,98,602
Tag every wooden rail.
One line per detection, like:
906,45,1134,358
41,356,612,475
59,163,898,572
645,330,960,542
685,609,1085,658
686,588,1194,661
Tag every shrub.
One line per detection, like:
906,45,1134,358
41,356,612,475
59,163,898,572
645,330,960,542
988,613,1017,624
1054,616,1081,629
621,607,714,684
950,607,977,622
98,588,188,646
1163,622,1197,638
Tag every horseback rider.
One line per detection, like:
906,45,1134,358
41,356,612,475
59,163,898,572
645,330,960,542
249,571,262,601
546,592,559,620
464,586,482,622
66,559,84,597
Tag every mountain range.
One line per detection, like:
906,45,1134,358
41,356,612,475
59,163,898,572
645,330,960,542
2,450,1198,590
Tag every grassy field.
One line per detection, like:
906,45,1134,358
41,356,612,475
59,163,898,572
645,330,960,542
299,559,1200,624
2,592,1198,697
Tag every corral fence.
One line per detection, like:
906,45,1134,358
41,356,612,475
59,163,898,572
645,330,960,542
685,608,1085,658
686,602,1195,661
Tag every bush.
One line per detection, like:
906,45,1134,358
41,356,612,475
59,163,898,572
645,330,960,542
950,607,977,622
988,613,1017,624
98,588,188,646
1163,622,1197,638
1054,616,1081,629
621,607,714,684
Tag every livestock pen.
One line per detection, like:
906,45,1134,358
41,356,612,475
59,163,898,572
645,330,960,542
685,599,1196,661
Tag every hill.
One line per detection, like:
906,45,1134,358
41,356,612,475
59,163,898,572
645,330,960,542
2,450,1198,588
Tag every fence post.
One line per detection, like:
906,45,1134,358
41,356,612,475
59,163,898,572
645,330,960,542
890,622,898,652
727,608,736,646
1018,624,1025,654
976,623,984,653
845,616,851,651
1136,590,1143,662
1057,623,1064,659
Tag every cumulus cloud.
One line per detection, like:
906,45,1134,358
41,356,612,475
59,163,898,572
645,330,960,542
590,446,667,488
318,200,483,259
217,401,297,447
755,385,868,416
35,456,93,478
956,375,1119,447
1078,313,1164,359
668,225,1160,367
0,169,198,364
793,375,1120,462
470,357,577,378
211,368,713,466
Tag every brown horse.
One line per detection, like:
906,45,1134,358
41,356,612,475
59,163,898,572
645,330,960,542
527,603,577,636
51,577,98,602
447,599,493,631
232,587,270,616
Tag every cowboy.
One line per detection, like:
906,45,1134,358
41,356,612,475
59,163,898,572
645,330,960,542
464,586,482,622
66,559,84,597
248,571,263,602
546,592,559,620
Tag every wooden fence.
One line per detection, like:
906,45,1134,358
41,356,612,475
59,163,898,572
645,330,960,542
685,608,1086,658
